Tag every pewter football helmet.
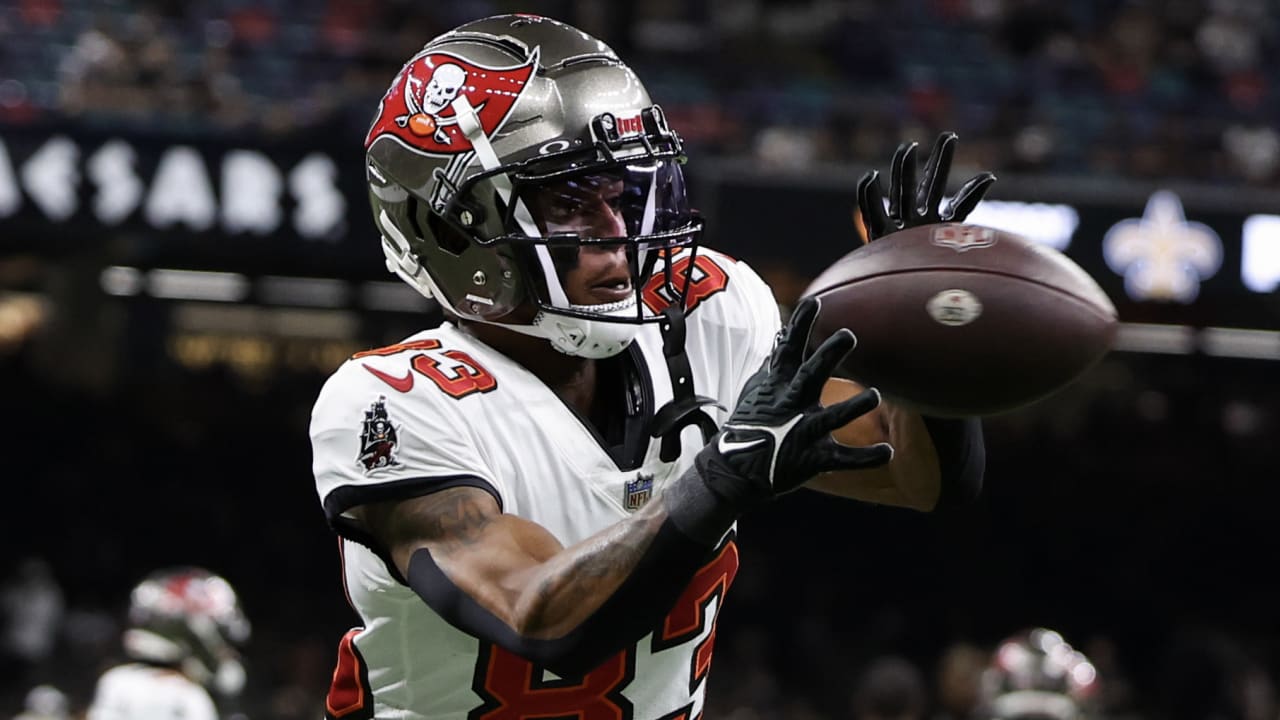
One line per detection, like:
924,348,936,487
365,14,702,358
123,567,250,695
978,627,1099,720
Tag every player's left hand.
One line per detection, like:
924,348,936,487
693,297,894,509
856,131,996,241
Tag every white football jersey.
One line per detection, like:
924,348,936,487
86,664,218,720
311,249,780,720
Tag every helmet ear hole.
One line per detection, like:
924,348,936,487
414,200,468,256
435,217,471,256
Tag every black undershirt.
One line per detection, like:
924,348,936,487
580,344,653,471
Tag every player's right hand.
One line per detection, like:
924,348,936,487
693,297,894,509
856,131,996,241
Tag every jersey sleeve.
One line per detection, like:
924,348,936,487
720,254,782,403
310,358,504,531
678,247,782,410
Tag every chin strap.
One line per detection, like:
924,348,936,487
488,301,644,359
649,306,721,462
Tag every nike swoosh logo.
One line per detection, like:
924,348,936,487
717,434,766,455
363,364,414,393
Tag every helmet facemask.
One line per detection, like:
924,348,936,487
442,107,702,358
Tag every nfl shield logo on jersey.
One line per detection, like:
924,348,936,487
358,396,400,473
624,474,654,511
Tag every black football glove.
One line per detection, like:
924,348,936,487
856,131,997,241
692,296,894,510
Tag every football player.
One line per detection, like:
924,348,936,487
310,14,993,719
975,627,1100,720
85,567,250,720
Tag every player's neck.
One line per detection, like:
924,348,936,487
458,319,597,409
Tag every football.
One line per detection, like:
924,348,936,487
804,223,1118,417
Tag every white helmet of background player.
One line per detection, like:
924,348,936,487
977,627,1099,720
122,566,251,697
365,14,703,359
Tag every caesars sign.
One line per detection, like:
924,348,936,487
4,128,1280,313
0,131,351,244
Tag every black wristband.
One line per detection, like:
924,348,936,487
663,461,742,547
920,415,985,509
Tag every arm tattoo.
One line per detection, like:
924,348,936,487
391,488,496,552
394,486,681,640
525,503,667,633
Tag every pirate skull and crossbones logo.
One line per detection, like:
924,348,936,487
396,63,467,145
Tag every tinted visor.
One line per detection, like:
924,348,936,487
511,158,694,242
499,158,701,321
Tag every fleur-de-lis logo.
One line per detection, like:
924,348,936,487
1103,191,1221,303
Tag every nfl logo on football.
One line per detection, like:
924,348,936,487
931,224,997,252
624,474,654,511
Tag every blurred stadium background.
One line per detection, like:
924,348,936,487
3,0,1280,718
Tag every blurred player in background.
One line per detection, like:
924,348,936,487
975,627,1100,720
13,684,70,720
309,13,994,719
85,567,250,720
